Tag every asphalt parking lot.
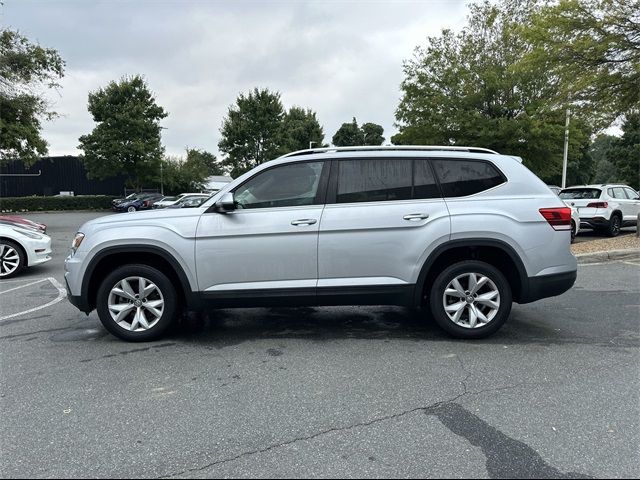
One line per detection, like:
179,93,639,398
1,212,639,478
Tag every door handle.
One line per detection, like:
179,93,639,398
291,219,317,226
403,213,429,221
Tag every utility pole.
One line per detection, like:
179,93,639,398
160,160,164,196
561,108,570,189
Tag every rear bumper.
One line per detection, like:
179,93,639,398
580,216,610,229
519,270,577,304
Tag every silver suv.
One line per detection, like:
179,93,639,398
65,146,577,341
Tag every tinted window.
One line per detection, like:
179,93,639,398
432,160,505,197
624,188,639,199
337,159,412,203
559,188,602,199
413,160,440,199
234,162,324,209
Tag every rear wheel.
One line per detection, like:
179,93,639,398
0,240,26,279
429,260,512,339
570,220,577,243
127,206,137,213
607,214,621,237
96,264,178,341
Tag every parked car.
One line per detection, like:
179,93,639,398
65,145,577,342
165,195,210,209
111,193,139,207
0,223,52,278
0,215,47,234
559,184,640,237
547,186,580,242
113,193,164,213
153,193,208,209
151,196,178,209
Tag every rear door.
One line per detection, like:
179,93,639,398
317,157,450,302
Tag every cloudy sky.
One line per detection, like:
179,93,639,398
5,0,468,158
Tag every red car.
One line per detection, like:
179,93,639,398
0,216,47,234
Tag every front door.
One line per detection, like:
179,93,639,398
195,161,327,298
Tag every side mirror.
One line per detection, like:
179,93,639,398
214,192,236,213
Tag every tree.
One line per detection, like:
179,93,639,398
361,122,385,146
218,88,285,178
522,0,640,125
393,0,593,181
332,118,385,146
281,106,325,152
78,75,167,190
608,113,640,189
0,29,65,166
162,148,221,194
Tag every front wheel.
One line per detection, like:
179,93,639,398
127,206,137,213
429,261,512,339
96,264,178,341
0,240,26,279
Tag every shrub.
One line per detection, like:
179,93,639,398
0,195,116,212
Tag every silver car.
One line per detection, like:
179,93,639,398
65,146,577,341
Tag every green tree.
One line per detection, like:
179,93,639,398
609,113,640,189
218,88,285,178
0,29,65,166
78,75,167,190
332,118,385,146
361,122,385,145
523,0,640,125
162,148,221,194
281,106,325,152
592,158,619,184
393,0,593,180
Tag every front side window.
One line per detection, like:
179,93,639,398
337,159,413,203
432,160,505,197
234,162,324,209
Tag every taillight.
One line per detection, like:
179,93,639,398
143,201,150,207
539,207,571,230
586,201,608,208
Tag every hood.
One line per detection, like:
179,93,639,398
78,206,207,233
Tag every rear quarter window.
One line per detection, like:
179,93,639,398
431,159,505,197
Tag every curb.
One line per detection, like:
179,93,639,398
576,248,640,264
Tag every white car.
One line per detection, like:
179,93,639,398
152,193,204,209
560,184,640,237
0,224,52,278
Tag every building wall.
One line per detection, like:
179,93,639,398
0,156,127,197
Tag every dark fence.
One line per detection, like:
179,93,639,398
0,156,127,197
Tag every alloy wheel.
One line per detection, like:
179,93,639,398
442,272,501,329
0,244,21,277
107,276,165,331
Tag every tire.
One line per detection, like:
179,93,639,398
127,206,137,213
96,264,178,342
570,220,577,243
0,240,26,279
607,214,621,237
429,260,512,339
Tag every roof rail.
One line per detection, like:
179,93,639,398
279,145,499,158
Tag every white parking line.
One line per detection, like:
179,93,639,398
0,277,67,322
0,278,50,295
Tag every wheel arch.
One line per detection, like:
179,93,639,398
414,239,528,306
81,245,197,312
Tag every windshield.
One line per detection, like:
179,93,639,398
559,188,601,200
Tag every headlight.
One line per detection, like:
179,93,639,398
13,228,42,239
71,232,85,253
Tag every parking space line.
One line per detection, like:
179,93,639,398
0,277,67,322
0,278,49,295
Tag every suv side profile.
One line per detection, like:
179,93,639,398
65,146,577,341
559,184,640,237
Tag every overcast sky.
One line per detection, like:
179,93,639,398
4,0,468,158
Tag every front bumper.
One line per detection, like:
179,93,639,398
519,270,577,304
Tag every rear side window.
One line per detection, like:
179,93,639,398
432,160,505,197
559,188,602,200
337,159,412,203
624,188,639,199
609,187,627,199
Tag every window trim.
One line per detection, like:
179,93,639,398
223,159,330,211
